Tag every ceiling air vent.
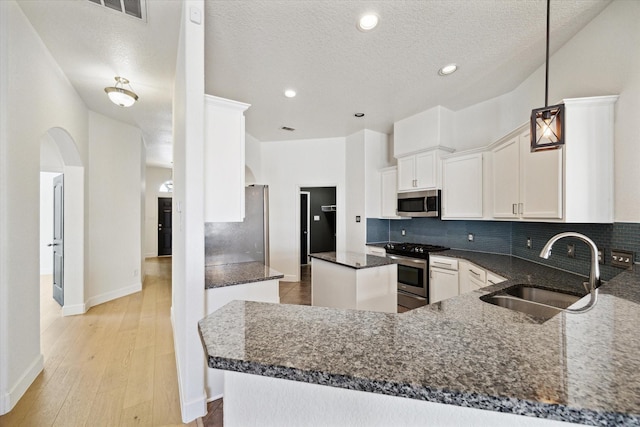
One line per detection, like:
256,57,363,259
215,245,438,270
280,126,295,132
87,0,147,21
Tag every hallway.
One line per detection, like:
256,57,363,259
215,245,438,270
0,258,196,427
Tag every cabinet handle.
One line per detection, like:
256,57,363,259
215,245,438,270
488,280,496,285
512,203,517,215
470,269,481,277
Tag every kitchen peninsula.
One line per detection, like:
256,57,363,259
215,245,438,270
309,251,397,313
199,251,640,426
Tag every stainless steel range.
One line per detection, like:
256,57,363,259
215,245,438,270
384,242,449,309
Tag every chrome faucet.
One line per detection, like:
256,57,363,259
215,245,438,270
539,232,600,313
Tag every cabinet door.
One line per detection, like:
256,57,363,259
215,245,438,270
519,132,563,219
442,153,483,219
492,137,520,218
414,151,437,190
397,156,416,191
459,261,486,294
486,272,506,287
381,168,399,218
430,268,459,303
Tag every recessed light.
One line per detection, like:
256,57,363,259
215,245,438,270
284,89,296,98
357,14,379,32
354,113,365,118
438,64,458,76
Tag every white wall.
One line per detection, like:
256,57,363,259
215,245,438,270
345,131,365,252
172,0,207,422
245,132,262,184
87,112,143,307
0,0,89,414
39,172,59,275
258,137,346,281
451,0,640,222
144,166,173,257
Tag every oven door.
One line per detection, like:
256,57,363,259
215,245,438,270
387,254,428,303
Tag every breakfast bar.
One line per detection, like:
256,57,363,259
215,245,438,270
199,251,640,426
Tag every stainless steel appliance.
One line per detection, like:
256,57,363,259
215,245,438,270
397,189,440,217
384,242,449,308
205,185,270,266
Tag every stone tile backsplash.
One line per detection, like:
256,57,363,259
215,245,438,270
367,219,639,281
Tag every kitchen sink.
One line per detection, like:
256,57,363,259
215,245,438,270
480,284,584,321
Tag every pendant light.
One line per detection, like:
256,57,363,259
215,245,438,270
530,0,564,151
104,76,139,107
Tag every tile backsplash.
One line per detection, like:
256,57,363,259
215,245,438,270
367,218,639,281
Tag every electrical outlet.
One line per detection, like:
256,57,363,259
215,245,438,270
526,237,532,249
467,233,474,242
567,244,575,258
611,249,634,270
401,229,406,236
598,249,604,265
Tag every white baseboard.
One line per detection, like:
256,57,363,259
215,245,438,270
144,252,156,259
85,282,142,310
171,306,207,423
0,353,44,415
62,302,87,316
282,274,297,282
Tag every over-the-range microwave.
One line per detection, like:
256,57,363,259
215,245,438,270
397,189,440,218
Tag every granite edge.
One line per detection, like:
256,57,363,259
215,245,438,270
204,356,638,427
309,252,395,270
205,273,285,289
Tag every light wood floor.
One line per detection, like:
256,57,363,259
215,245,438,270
0,257,199,427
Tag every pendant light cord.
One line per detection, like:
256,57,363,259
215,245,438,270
545,0,550,108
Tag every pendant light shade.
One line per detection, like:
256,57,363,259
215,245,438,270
104,76,139,107
530,0,564,151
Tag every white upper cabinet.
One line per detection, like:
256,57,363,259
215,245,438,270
380,167,403,219
442,152,483,219
204,95,250,222
490,95,617,223
492,130,562,220
397,148,454,191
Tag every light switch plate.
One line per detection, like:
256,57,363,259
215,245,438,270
313,215,320,221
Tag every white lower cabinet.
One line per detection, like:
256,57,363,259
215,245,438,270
429,256,459,303
459,260,506,295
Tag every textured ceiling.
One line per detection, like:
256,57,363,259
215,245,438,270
205,0,611,142
18,0,611,166
17,0,181,167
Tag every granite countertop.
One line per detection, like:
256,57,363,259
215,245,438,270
309,251,396,269
198,252,640,426
205,261,284,289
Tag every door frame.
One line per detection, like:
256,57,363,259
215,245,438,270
295,184,340,282
300,191,310,265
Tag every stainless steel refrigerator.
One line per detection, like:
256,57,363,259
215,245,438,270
205,185,270,266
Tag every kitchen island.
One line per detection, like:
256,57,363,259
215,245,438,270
198,252,640,426
310,251,397,313
204,261,283,399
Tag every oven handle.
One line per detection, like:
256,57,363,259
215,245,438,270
386,254,428,267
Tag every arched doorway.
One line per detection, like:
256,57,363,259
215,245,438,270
40,127,85,316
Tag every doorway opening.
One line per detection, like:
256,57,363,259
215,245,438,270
40,127,85,316
299,187,337,278
158,197,172,256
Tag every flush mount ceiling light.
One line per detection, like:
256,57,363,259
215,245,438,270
284,89,297,98
104,76,139,107
357,13,379,32
531,0,564,151
438,64,458,76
